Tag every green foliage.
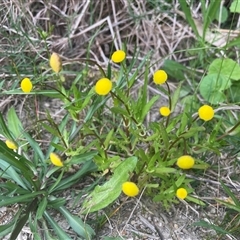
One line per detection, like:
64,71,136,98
230,0,240,13
199,58,240,104
1,2,240,238
0,108,96,239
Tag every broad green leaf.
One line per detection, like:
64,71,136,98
215,6,228,23
154,167,176,174
10,199,38,240
220,180,240,208
230,0,240,13
81,156,137,213
199,74,231,104
58,206,95,239
208,58,240,81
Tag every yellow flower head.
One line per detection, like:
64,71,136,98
50,152,63,167
159,106,171,117
176,155,195,170
176,188,188,200
111,50,126,63
95,78,112,95
122,181,139,197
153,70,168,84
198,105,214,121
21,78,33,93
5,139,18,150
49,52,62,73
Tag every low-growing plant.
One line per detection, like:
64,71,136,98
1,37,240,240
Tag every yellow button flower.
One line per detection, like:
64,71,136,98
122,181,139,197
95,78,112,95
176,188,188,200
159,106,171,117
153,70,168,84
21,78,33,93
176,155,195,169
49,52,62,73
111,50,126,63
50,152,63,167
5,139,18,150
198,105,214,121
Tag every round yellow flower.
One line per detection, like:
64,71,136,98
198,105,214,121
21,78,33,93
111,50,126,63
49,52,62,73
176,155,195,170
122,181,139,197
176,188,188,199
95,78,112,95
5,139,18,150
159,106,171,117
50,152,63,167
153,70,168,84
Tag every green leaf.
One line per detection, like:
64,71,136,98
193,220,230,234
0,191,45,207
178,1,199,37
52,160,97,192
103,129,114,149
0,160,27,189
0,222,15,238
199,74,231,104
58,206,95,239
110,106,130,117
220,180,240,208
154,167,176,174
186,196,206,206
162,60,186,80
230,0,240,13
140,95,159,122
159,122,169,149
208,58,240,81
202,1,221,38
81,156,137,213
36,197,48,219
215,6,228,23
0,112,16,140
171,82,182,111
43,211,72,240
69,151,98,165
7,107,23,139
